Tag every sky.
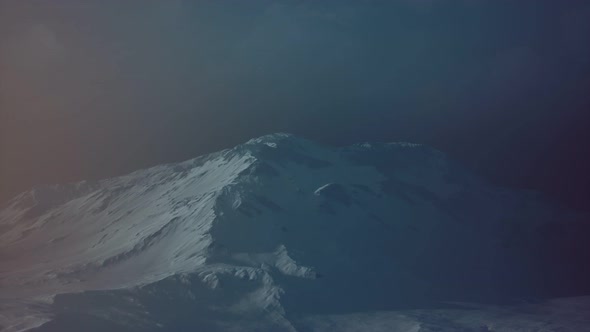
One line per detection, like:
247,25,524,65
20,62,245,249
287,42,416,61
1,0,590,210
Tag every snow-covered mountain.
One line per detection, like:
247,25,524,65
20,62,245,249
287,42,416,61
1,133,589,331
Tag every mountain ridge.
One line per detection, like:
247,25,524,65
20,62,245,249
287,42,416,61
1,133,589,332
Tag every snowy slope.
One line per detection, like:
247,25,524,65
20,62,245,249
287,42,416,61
0,133,588,331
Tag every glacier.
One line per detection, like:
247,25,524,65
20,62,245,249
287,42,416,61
0,133,589,331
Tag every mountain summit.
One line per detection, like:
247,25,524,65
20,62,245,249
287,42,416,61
1,134,589,331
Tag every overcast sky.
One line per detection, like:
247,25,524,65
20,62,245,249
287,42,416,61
1,0,590,209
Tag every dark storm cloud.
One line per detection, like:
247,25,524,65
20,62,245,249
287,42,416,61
1,0,590,209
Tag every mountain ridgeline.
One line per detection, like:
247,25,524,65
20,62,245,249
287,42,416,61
1,133,589,332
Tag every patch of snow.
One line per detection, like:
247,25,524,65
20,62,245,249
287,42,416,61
313,183,335,196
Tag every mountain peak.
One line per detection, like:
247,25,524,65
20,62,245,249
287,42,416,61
1,134,589,332
243,132,312,149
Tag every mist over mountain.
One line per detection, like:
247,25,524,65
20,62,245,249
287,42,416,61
2,1,590,211
1,134,589,331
